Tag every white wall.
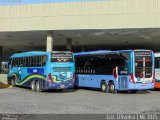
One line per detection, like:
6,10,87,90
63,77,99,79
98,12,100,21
0,0,160,31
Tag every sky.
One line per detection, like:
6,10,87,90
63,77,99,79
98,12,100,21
0,0,110,5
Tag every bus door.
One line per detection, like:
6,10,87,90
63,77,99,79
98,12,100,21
17,57,27,84
11,58,22,83
113,66,128,90
134,51,153,83
116,53,130,90
118,66,129,90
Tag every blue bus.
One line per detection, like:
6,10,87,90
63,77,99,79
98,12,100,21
74,50,155,93
7,51,75,92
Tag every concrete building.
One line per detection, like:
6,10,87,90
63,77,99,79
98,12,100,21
0,0,160,69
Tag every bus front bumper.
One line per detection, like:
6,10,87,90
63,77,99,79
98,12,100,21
47,82,74,90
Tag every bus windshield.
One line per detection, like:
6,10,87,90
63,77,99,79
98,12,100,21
135,51,152,78
51,53,73,62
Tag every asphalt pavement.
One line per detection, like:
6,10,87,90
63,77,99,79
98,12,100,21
0,86,160,114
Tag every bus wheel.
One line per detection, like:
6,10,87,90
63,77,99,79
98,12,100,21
11,77,16,87
7,79,11,85
109,82,117,93
31,81,36,92
101,82,108,93
36,81,41,92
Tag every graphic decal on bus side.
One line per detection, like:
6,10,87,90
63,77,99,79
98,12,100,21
52,75,72,82
12,74,46,86
12,73,72,85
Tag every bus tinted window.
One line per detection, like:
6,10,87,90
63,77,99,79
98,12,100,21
75,53,129,75
41,56,47,66
51,53,73,62
155,57,160,68
11,56,47,67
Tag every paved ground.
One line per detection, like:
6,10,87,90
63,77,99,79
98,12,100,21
0,86,160,114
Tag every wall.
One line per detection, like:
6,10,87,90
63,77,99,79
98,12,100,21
0,0,160,31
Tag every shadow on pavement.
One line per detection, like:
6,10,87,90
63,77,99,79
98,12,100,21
15,85,78,93
44,88,78,93
118,90,152,94
73,87,152,94
152,88,160,91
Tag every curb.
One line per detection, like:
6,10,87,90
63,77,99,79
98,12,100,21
0,83,11,89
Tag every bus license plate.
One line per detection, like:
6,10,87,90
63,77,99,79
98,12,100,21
60,85,65,88
142,84,146,88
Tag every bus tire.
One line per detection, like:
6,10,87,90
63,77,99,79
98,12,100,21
101,81,108,93
36,81,42,92
11,77,16,87
7,78,11,85
31,81,36,92
109,81,117,93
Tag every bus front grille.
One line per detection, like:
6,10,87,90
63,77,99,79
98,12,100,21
53,67,71,72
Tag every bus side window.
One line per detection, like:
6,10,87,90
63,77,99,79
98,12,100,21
26,57,28,66
19,58,24,67
27,57,30,67
29,57,32,67
18,58,20,66
22,58,25,66
32,57,36,67
12,58,14,67
35,56,38,67
156,58,160,68
15,58,18,67
39,56,42,66
37,56,41,66
42,56,46,66
14,58,16,66
30,57,34,67
34,56,37,67
15,58,17,66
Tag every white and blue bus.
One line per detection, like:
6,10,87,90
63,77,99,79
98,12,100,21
7,51,75,92
74,50,154,93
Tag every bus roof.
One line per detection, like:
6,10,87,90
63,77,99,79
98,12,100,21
74,49,153,56
10,51,48,58
74,50,116,56
10,51,72,58
118,49,152,52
